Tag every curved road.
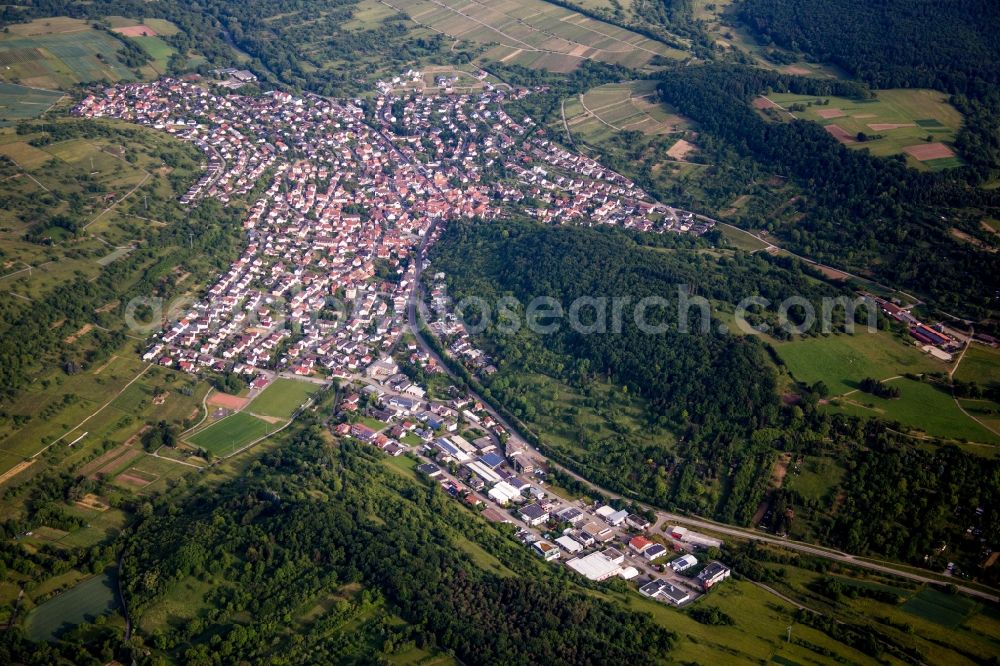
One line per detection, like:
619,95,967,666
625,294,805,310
405,228,999,604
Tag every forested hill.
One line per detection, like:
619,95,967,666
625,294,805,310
432,220,800,434
736,0,1000,94
431,220,850,521
113,426,677,664
655,65,1000,320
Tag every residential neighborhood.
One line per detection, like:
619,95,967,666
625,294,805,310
73,74,730,610
76,75,708,386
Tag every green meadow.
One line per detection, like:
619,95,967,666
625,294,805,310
834,377,1000,445
775,329,942,395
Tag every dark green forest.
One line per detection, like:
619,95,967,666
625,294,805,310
737,0,1000,93
431,219,820,520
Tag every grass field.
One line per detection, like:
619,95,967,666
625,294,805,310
954,344,1000,432
356,415,389,431
601,579,882,665
187,412,278,455
130,35,177,74
756,556,1000,665
718,223,771,251
775,329,943,395
766,89,964,169
24,568,119,641
955,344,1000,389
249,378,318,418
387,0,686,72
775,331,1000,442
0,18,140,90
783,455,845,504
834,377,1000,444
342,0,401,30
141,18,181,37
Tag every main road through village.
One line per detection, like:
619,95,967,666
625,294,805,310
405,219,999,604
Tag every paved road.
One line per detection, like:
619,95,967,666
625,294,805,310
404,229,1000,604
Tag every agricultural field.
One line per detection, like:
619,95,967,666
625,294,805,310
0,119,202,303
104,16,182,74
0,18,141,90
561,80,691,141
0,82,64,126
186,411,279,456
765,89,964,169
249,378,319,419
0,117,212,496
387,0,686,72
23,568,119,642
0,355,206,482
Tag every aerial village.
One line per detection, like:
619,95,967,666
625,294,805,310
73,74,729,606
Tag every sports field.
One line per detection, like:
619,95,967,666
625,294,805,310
24,568,119,641
387,0,686,71
766,89,963,169
249,378,319,418
0,18,138,89
562,80,692,141
187,411,277,455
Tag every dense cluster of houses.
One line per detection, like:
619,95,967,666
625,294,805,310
75,75,709,382
426,271,496,378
